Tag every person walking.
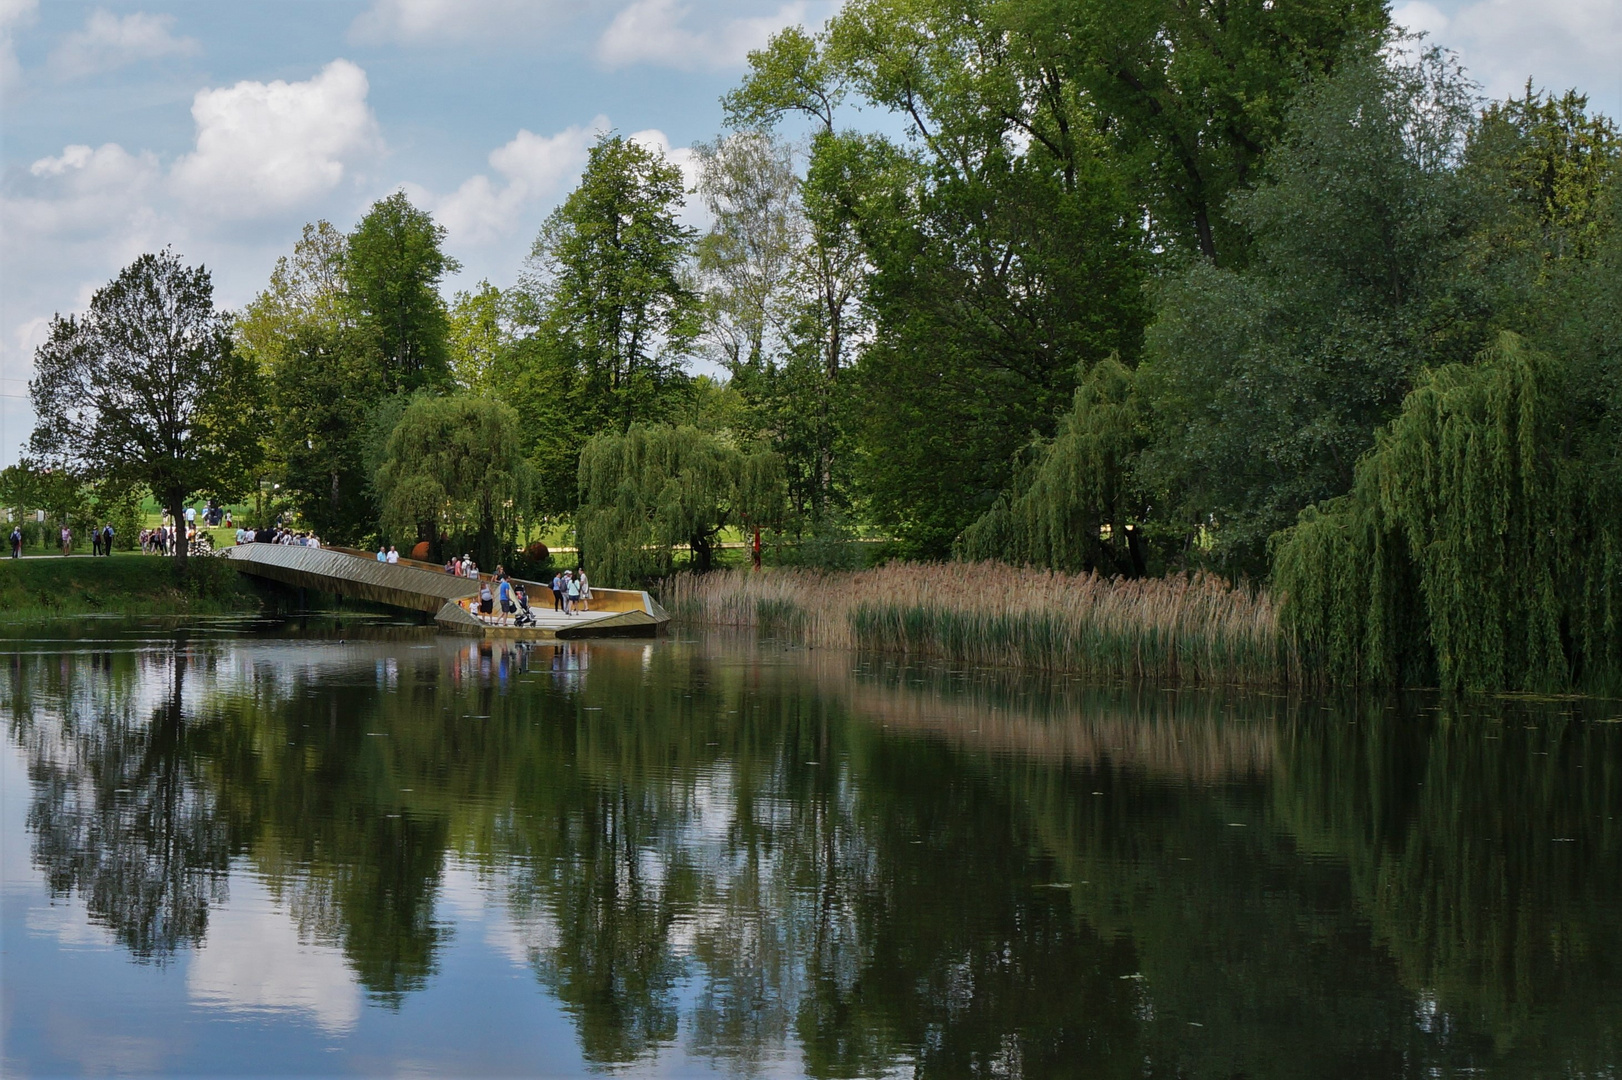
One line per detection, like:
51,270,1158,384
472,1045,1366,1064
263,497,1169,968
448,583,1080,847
577,569,591,612
92,526,102,557
102,523,114,555
478,578,495,621
9,526,21,558
60,525,72,556
497,576,516,626
551,571,564,612
565,569,581,615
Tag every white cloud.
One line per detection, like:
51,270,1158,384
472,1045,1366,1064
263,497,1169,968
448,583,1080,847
1391,1,1450,38
1444,0,1621,103
430,118,605,244
12,142,163,238
188,878,361,1035
169,59,383,218
49,9,199,79
597,0,808,72
0,0,38,89
348,0,580,45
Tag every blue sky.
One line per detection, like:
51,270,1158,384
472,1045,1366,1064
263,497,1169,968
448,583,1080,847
1,0,1618,465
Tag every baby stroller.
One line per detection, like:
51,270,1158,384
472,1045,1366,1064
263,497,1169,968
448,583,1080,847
513,586,537,628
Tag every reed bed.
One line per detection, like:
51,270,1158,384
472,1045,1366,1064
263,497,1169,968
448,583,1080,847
661,563,1301,686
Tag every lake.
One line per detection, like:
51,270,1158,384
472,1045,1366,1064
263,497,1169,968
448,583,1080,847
3,618,1619,1077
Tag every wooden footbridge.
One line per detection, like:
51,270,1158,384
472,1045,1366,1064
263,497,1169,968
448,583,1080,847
222,543,669,639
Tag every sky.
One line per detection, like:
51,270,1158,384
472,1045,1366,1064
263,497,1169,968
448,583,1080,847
1,0,1618,467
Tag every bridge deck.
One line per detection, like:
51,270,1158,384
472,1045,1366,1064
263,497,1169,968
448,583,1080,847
222,543,668,640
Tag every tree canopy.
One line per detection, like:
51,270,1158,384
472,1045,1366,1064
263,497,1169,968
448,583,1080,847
28,250,260,558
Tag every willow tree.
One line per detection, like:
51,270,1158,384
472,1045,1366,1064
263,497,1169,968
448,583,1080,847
1272,332,1621,692
373,394,534,568
955,358,1147,576
576,425,785,585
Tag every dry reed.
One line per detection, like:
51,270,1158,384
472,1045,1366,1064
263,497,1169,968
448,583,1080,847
661,563,1300,686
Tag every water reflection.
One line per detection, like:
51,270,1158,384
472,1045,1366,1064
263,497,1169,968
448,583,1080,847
3,625,1620,1077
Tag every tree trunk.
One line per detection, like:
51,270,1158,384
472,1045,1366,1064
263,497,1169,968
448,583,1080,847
168,491,188,565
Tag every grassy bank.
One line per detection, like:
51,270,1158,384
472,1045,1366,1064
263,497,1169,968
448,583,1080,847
662,564,1298,686
0,554,263,621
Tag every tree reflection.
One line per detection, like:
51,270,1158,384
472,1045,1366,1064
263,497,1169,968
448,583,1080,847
13,637,238,960
5,629,1620,1074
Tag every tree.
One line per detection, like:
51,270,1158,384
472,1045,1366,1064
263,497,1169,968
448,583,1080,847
1136,45,1485,573
955,358,1148,576
521,134,700,432
576,425,784,584
693,131,804,372
347,191,460,393
373,393,535,569
447,280,512,393
29,250,260,561
1272,333,1621,692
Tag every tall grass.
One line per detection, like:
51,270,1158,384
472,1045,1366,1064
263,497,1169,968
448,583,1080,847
662,563,1300,686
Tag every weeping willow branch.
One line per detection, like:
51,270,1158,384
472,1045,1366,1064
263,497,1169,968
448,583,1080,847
1273,331,1621,692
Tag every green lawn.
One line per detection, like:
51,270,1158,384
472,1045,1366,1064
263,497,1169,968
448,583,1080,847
0,553,262,621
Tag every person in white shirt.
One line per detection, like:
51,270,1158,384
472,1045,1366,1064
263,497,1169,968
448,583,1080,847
386,546,399,564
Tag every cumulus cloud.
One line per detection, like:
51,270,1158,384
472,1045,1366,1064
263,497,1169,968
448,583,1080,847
429,118,606,244
0,0,38,89
49,9,199,79
12,143,163,238
169,59,383,218
597,0,808,71
1394,0,1621,106
348,0,581,45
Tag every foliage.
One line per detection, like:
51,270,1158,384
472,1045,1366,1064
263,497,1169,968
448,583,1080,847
956,358,1147,575
269,322,387,539
447,280,512,393
345,191,460,393
28,250,261,560
373,394,535,568
1137,45,1487,574
1272,333,1621,691
576,424,784,584
520,134,699,433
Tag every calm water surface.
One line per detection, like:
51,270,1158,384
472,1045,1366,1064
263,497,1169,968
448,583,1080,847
2,618,1620,1078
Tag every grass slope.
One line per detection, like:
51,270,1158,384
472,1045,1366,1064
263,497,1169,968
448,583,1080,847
0,554,263,621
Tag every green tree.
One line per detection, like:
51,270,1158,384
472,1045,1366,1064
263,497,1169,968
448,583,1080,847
373,393,535,568
29,250,261,561
347,191,460,393
576,424,784,583
520,134,699,433
955,358,1148,576
447,280,512,393
1137,45,1485,573
1273,333,1621,691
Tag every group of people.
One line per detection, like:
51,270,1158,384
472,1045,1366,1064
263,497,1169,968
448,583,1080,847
455,562,594,626
550,569,590,615
140,525,186,554
376,545,400,563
